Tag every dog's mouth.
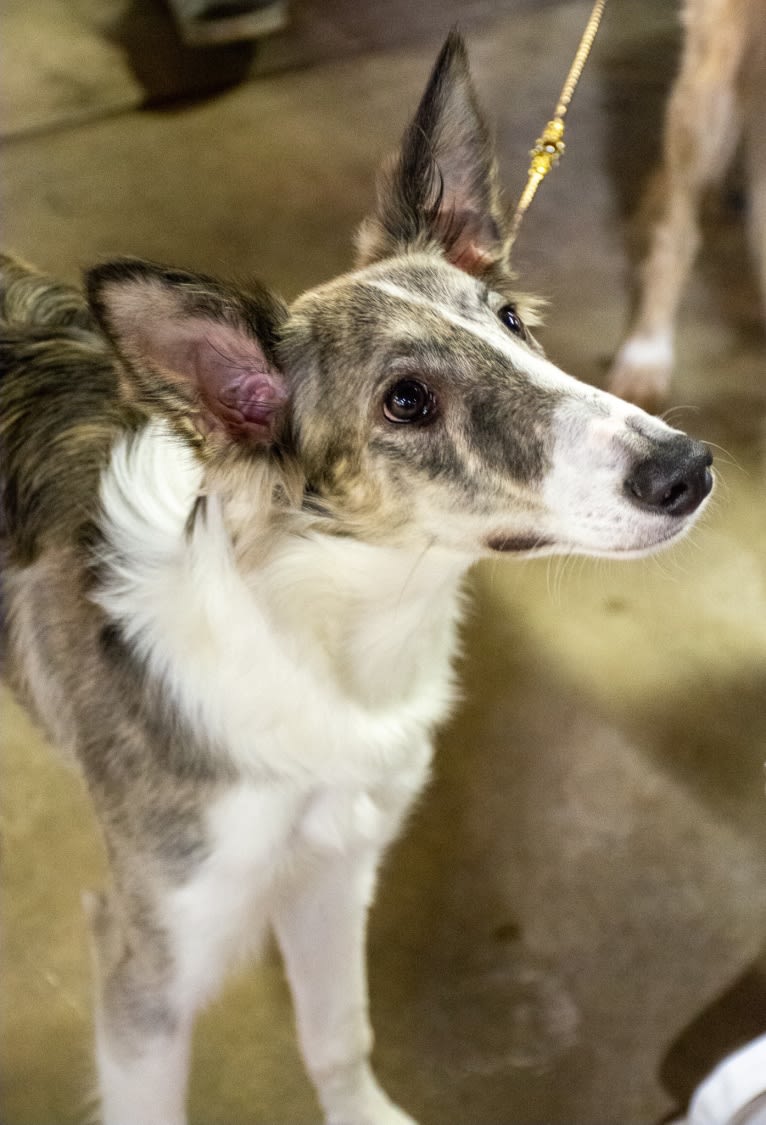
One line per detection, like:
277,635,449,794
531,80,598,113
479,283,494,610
486,534,554,554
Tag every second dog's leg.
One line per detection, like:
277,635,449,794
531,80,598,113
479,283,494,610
609,1,745,410
744,77,766,322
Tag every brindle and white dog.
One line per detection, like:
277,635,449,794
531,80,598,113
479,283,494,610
1,32,713,1125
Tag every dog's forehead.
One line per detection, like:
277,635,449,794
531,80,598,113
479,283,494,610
291,252,538,375
352,257,498,339
359,255,487,309
292,253,484,327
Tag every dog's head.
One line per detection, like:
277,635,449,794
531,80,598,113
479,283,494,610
88,32,712,561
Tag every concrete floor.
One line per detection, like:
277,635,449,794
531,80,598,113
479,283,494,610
2,0,766,1122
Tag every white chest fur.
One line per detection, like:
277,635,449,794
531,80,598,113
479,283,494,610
95,423,469,790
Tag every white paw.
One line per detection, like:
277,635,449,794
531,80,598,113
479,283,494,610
608,332,674,413
327,1100,418,1125
322,1066,419,1125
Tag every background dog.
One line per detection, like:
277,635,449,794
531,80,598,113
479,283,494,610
608,0,766,410
1,32,713,1125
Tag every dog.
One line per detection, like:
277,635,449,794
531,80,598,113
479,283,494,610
608,0,766,410
0,31,714,1125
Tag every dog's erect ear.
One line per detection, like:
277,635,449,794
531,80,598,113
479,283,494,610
356,30,508,278
87,259,289,445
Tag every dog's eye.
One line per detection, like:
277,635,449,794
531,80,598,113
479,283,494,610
498,304,525,336
383,379,436,424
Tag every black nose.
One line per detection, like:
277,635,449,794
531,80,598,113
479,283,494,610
625,437,713,518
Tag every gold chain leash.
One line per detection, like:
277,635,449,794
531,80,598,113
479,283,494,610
505,0,608,255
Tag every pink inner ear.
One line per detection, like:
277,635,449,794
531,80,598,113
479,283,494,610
216,371,286,431
175,320,288,443
437,209,497,277
448,237,494,276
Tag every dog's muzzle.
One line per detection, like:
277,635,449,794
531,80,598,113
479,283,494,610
624,435,713,518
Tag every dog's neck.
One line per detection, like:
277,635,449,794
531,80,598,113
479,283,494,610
255,532,469,709
97,421,469,719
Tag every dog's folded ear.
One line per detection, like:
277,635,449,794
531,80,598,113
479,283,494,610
87,259,290,446
356,30,509,279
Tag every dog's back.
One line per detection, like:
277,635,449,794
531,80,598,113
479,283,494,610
0,257,149,765
0,253,94,333
0,256,141,568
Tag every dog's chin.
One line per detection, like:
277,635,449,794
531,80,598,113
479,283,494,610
589,529,691,560
591,519,698,559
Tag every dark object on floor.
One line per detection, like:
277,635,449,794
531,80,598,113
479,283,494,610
166,0,287,45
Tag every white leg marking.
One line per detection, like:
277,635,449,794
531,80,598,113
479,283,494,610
273,847,418,1125
613,331,674,373
96,1020,192,1125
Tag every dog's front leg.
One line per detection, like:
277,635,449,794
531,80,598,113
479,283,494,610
272,792,419,1125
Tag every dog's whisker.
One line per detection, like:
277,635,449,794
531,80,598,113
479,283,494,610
395,538,435,610
701,440,743,472
659,403,700,426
